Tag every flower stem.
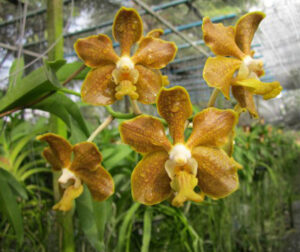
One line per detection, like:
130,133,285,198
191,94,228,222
130,99,142,115
207,89,220,107
105,106,136,119
87,115,114,142
60,88,81,97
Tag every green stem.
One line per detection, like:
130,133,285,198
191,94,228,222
60,88,81,97
47,0,75,251
87,115,114,142
207,89,220,107
105,106,136,119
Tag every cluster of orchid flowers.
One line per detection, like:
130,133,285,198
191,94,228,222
38,7,282,211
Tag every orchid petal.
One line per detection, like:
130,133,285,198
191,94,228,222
74,34,119,68
37,133,72,169
132,37,177,69
113,7,143,56
131,151,171,205
120,115,172,154
157,87,193,144
202,17,245,59
186,108,238,149
81,64,116,106
70,142,114,201
235,12,265,55
135,64,163,104
203,56,242,99
192,146,241,199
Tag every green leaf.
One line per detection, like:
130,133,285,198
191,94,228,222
8,57,24,90
0,177,24,244
46,59,66,72
0,62,62,113
0,168,28,200
56,61,89,82
76,186,103,251
32,92,90,138
103,144,133,169
141,207,152,252
116,202,140,252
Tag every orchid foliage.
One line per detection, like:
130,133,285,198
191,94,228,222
36,7,282,211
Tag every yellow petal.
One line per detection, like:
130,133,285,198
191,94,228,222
120,115,172,154
81,64,116,106
157,86,193,144
186,108,238,149
53,184,84,211
42,148,62,171
192,146,241,199
233,78,282,100
131,151,171,205
235,12,266,55
74,34,119,68
113,7,143,56
146,28,164,38
135,65,163,104
131,37,177,69
203,56,242,99
232,86,258,118
202,17,245,59
70,142,114,201
37,133,72,169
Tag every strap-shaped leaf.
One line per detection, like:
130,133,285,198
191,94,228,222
0,61,63,113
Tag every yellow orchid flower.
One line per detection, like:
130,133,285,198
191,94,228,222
119,86,241,207
202,12,282,117
74,7,177,105
37,133,114,211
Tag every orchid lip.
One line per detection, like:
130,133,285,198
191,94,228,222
58,168,81,189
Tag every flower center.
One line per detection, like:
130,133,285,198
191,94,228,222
116,56,135,72
112,56,139,100
165,144,204,206
243,55,263,75
58,168,81,189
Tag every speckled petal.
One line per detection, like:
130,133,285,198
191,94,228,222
232,86,258,118
203,56,242,99
192,146,241,199
131,37,177,69
113,7,143,56
233,78,282,100
135,64,163,104
120,115,172,154
37,133,72,169
186,108,238,149
70,142,114,201
42,148,62,171
131,151,171,205
146,28,164,38
235,12,266,55
81,64,116,106
74,34,119,68
202,17,245,59
157,87,193,144
53,185,84,211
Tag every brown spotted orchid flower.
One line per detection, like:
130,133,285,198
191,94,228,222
74,7,177,105
202,12,282,117
119,86,242,207
37,133,114,211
